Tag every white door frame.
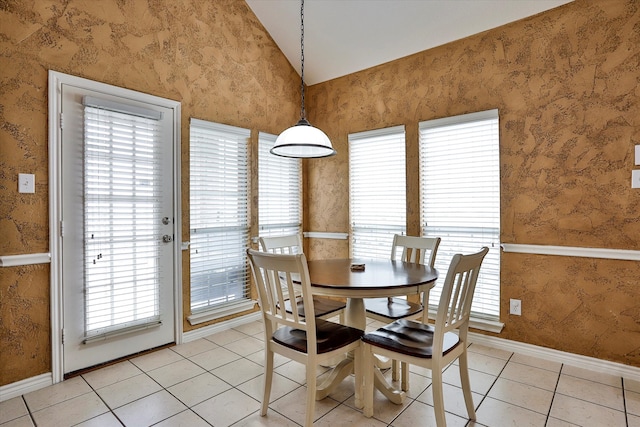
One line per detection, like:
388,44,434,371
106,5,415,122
48,70,183,383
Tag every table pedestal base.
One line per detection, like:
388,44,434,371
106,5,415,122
314,297,407,405
315,357,406,407
373,366,405,404
316,358,353,401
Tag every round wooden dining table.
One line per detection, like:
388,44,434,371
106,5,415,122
304,258,438,405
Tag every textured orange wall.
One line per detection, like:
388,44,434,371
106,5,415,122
0,0,298,386
305,0,640,366
0,266,50,382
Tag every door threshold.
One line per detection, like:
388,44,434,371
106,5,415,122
64,342,175,380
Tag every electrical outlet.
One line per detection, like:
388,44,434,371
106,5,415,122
510,298,521,316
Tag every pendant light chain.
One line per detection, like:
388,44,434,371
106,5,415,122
270,0,336,158
300,0,306,120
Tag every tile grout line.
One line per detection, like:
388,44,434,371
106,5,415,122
79,374,126,427
621,377,629,427
20,395,37,427
553,365,629,422
142,350,213,427
180,329,307,426
543,362,563,427
472,347,514,420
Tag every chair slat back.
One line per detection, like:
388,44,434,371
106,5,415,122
258,234,304,298
391,234,441,268
435,247,489,337
247,249,316,342
258,234,303,255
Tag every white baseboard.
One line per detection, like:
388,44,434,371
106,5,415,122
0,373,52,402
469,332,640,382
4,315,639,403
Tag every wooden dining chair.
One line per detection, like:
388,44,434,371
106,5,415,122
247,249,364,427
365,235,441,322
259,234,346,321
364,234,441,388
362,247,489,426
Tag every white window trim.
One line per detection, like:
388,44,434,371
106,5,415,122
188,118,252,319
349,125,407,259
419,109,501,322
258,132,302,239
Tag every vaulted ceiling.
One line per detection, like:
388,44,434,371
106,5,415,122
246,0,574,85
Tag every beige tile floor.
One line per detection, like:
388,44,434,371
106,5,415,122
2,317,640,427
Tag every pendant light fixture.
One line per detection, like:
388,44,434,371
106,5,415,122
271,0,336,158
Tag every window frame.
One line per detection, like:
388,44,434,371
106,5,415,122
258,132,302,239
419,109,503,332
348,125,407,259
187,118,253,324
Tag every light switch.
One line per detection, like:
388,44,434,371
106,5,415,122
633,170,640,189
18,173,35,193
636,145,640,166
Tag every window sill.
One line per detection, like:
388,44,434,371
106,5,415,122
188,300,257,326
426,308,504,333
469,316,504,333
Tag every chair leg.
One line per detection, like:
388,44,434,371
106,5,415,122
262,348,274,416
401,361,409,391
305,366,317,427
363,344,375,418
431,368,446,427
458,350,476,420
392,359,399,381
354,345,363,409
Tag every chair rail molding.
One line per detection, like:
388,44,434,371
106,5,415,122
501,244,640,261
0,253,51,267
303,231,349,240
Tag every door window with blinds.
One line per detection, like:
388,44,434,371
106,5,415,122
419,109,500,321
82,97,165,339
189,119,251,322
349,126,406,258
258,132,302,238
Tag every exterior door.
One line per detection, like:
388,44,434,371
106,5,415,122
60,83,177,374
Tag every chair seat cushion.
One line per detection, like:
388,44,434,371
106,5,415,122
365,297,423,320
284,297,346,318
273,319,363,354
362,319,460,358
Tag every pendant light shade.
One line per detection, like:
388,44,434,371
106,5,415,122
271,0,336,159
271,118,336,158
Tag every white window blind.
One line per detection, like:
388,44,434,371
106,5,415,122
189,118,250,313
349,126,406,259
419,109,500,319
258,132,302,238
83,100,163,339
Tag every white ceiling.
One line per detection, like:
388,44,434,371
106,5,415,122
246,0,573,85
